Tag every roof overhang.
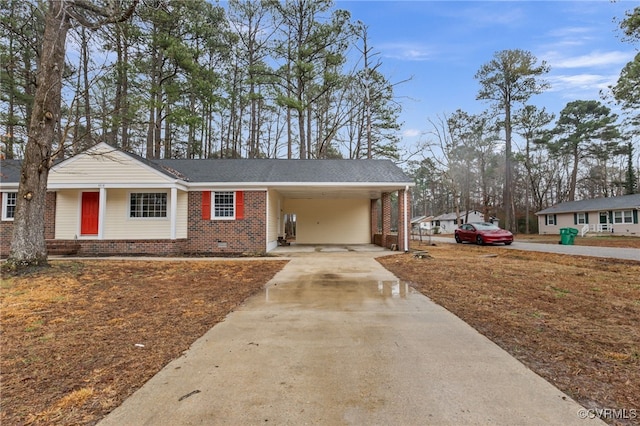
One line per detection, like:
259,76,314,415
188,181,413,199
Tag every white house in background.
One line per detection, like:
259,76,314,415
431,210,499,234
411,215,434,233
536,194,640,236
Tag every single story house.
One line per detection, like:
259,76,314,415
411,215,434,232
536,194,640,236
0,143,414,256
431,210,498,234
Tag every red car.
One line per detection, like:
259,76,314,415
454,222,513,245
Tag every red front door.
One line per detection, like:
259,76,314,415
81,192,99,235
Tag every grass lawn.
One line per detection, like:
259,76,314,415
378,242,640,426
1,240,639,425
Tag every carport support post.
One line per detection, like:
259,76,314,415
381,192,392,248
398,187,410,252
370,199,379,244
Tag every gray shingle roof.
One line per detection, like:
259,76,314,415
154,158,412,183
0,160,21,184
536,194,640,214
0,157,412,185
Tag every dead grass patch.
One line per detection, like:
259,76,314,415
1,260,287,426
378,243,640,425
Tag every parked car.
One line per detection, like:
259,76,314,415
454,222,513,245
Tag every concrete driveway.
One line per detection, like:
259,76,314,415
99,250,601,425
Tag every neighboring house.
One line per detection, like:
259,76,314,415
411,215,433,233
0,143,414,256
536,194,640,236
431,210,498,234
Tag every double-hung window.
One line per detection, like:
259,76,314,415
613,210,633,224
129,193,167,218
2,192,17,221
546,214,556,226
201,191,244,220
213,191,235,219
576,212,587,225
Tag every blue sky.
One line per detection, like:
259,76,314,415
337,1,637,154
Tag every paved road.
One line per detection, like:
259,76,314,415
99,252,602,425
421,236,640,261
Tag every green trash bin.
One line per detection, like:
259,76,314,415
559,228,578,245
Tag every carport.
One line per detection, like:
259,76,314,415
265,179,413,252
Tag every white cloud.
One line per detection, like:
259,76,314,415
548,51,634,69
402,128,422,138
379,43,435,62
547,73,620,98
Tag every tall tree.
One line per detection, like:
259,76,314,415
513,105,554,233
624,141,637,194
0,0,43,159
228,0,275,158
548,100,621,201
271,0,352,158
475,49,549,232
6,0,137,270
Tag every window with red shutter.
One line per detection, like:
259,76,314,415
235,191,244,220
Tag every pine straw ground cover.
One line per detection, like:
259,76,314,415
378,243,640,426
1,260,287,425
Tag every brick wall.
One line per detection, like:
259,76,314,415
381,192,392,248
0,192,11,257
74,239,187,256
185,190,266,255
0,192,56,257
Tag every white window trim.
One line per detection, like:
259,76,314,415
547,214,556,226
212,191,236,220
128,191,169,220
2,191,17,221
576,212,587,225
613,210,633,224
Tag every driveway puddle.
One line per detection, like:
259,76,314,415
264,278,414,308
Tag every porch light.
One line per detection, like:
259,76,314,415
23,191,33,201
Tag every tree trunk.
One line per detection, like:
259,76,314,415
8,1,70,268
503,101,516,232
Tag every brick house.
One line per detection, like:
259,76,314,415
0,143,413,257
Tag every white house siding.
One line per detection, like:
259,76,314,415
54,188,187,240
539,211,640,236
49,149,170,185
283,198,370,244
266,190,284,251
54,190,83,239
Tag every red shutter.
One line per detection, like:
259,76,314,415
201,191,211,220
235,191,244,220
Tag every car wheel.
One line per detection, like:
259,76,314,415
476,235,484,245
455,234,462,243
505,242,512,246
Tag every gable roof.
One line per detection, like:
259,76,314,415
0,143,413,187
536,194,640,215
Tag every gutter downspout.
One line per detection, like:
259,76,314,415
404,185,409,252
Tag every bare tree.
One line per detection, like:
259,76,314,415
6,0,137,270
